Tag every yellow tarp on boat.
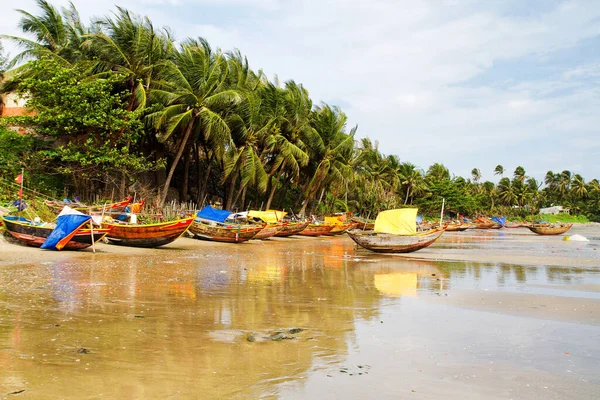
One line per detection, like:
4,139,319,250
248,210,287,223
325,216,344,225
374,208,417,235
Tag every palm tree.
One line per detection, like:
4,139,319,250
497,177,516,206
222,87,272,209
557,170,572,199
426,163,450,183
494,165,504,177
263,80,311,210
471,167,482,195
513,166,526,182
0,43,7,115
298,104,355,216
571,174,587,200
84,7,174,112
149,38,241,207
81,9,176,197
588,179,600,194
399,162,426,205
471,168,481,183
512,180,530,208
2,0,86,66
482,181,496,212
353,140,401,212
544,170,558,189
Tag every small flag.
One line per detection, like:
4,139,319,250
15,174,23,184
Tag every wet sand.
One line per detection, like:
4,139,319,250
1,226,599,399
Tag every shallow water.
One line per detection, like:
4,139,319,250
1,228,600,399
434,225,600,260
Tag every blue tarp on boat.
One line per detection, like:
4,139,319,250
41,206,91,250
416,215,423,225
491,216,506,226
196,205,233,223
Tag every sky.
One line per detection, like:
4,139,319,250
1,0,600,184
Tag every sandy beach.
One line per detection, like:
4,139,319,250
1,225,599,399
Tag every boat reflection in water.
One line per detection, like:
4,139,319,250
0,238,414,398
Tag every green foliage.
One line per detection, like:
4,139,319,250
0,42,8,73
12,58,140,138
527,214,590,224
8,57,155,195
416,178,478,216
0,125,64,202
0,126,34,177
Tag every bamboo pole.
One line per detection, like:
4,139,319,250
363,210,371,232
100,203,107,226
18,168,24,219
89,221,96,253
439,198,445,228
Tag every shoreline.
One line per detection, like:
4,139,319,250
2,228,599,269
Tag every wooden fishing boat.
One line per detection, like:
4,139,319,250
1,215,109,250
103,217,194,248
469,222,496,229
349,208,444,253
189,220,264,243
444,223,469,232
348,228,445,253
351,217,374,230
274,221,310,237
297,223,335,237
504,222,523,228
44,197,133,214
527,224,573,235
325,222,357,236
470,216,504,229
43,200,86,213
253,223,286,240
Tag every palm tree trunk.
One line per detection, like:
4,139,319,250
154,140,165,190
345,180,348,205
231,182,246,210
296,182,310,215
300,186,319,217
159,121,194,208
279,183,289,211
194,143,201,202
241,186,247,210
180,149,191,201
265,165,285,210
404,187,410,205
314,187,326,215
199,157,213,207
225,174,237,210
299,199,309,217
120,171,126,199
